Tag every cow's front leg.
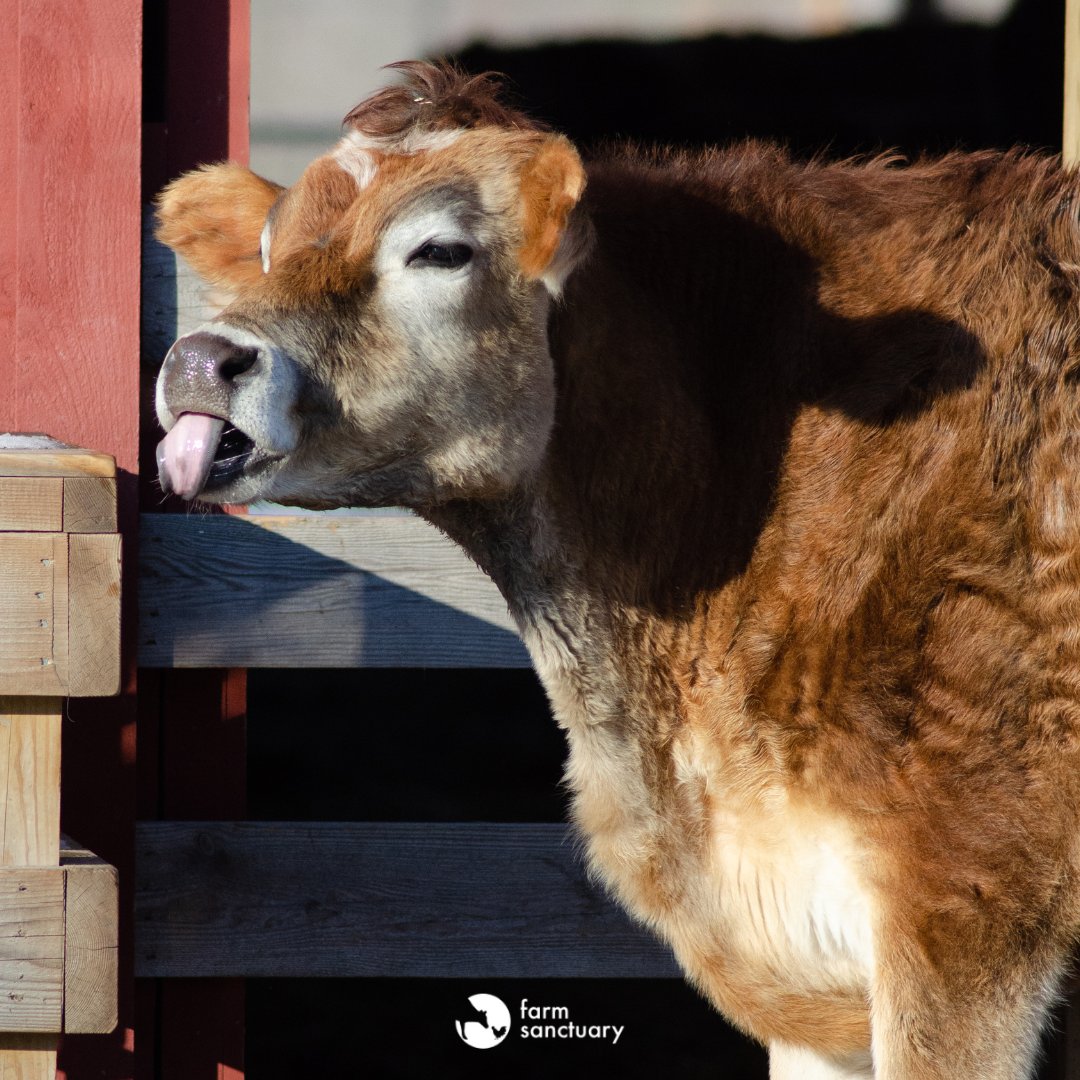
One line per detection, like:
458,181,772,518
868,918,1062,1080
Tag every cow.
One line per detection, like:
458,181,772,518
154,60,1080,1079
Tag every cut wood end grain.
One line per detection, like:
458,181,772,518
0,841,119,1035
0,441,121,696
60,842,119,1034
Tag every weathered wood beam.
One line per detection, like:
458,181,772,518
135,821,679,979
138,512,530,668
0,443,122,698
59,839,119,1035
0,443,120,1075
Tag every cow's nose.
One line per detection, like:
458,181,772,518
160,331,260,418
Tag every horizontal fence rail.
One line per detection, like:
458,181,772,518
139,512,530,668
135,822,680,979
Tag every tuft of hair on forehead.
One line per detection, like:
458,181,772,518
343,59,545,143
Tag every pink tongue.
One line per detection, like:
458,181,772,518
156,413,226,500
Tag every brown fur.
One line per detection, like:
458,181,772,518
517,135,586,278
155,162,282,290
343,59,541,139
155,63,1080,1078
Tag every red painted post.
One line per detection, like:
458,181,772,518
2,0,142,465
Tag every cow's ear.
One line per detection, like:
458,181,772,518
155,163,283,294
517,135,589,296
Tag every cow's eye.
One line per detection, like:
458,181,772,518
408,242,472,269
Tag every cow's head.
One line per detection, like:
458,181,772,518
154,61,589,508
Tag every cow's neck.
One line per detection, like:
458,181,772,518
419,175,809,912
426,160,810,732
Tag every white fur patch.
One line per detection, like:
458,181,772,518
708,796,875,996
512,566,875,1007
332,126,465,189
333,131,379,189
259,217,273,274
373,192,482,281
769,1042,874,1080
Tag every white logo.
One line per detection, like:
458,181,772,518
455,993,512,1049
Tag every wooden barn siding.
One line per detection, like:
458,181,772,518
0,3,141,1078
135,822,679,979
0,0,141,469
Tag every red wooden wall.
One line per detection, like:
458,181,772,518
0,2,142,461
1,2,141,1078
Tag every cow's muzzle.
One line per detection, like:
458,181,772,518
156,331,260,499
159,330,260,416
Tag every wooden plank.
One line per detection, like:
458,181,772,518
139,671,247,1079
67,534,122,697
164,0,239,181
0,447,115,481
0,842,119,1038
138,513,530,668
156,669,247,821
0,538,67,697
0,3,16,410
0,1037,56,1079
135,821,680,979
60,841,118,1034
3,0,139,1072
227,0,251,166
0,870,64,1033
1067,0,1080,166
0,701,60,868
0,482,63,534
0,696,63,1043
10,1,140,475
62,477,117,534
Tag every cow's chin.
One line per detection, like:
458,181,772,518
203,457,394,511
193,455,289,506
202,444,519,512
256,454,455,512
